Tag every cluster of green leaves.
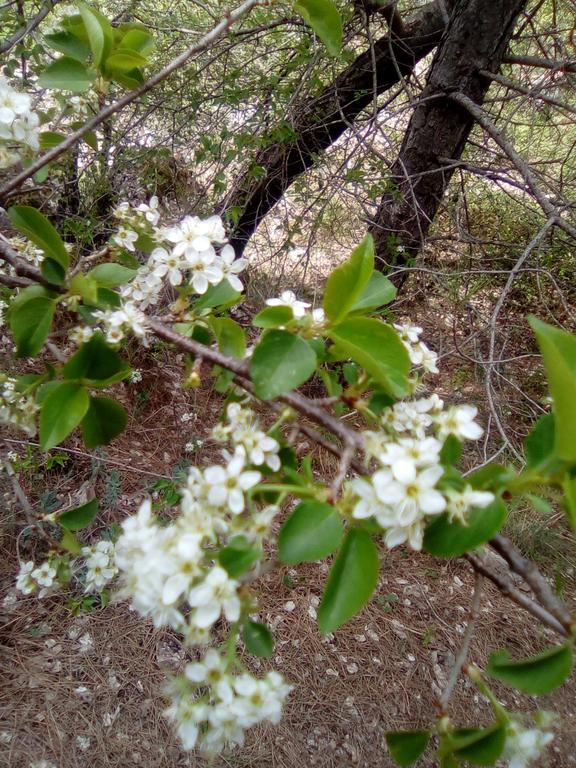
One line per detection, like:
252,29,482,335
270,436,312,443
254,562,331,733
7,205,133,452
39,2,155,92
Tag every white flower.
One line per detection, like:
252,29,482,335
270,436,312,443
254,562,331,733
502,723,554,768
0,86,31,123
444,485,495,524
350,477,393,527
160,533,203,605
186,251,223,294
69,325,95,345
218,244,246,292
394,322,422,343
15,561,35,594
136,195,160,225
151,246,186,286
436,405,483,441
373,464,446,527
204,449,261,514
266,290,310,319
82,540,118,592
410,341,439,374
165,215,218,260
113,226,138,252
378,437,442,482
185,649,233,700
188,566,241,628
31,561,57,587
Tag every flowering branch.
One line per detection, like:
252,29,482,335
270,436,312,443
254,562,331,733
0,0,263,203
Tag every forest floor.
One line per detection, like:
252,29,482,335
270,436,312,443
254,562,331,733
2,263,576,768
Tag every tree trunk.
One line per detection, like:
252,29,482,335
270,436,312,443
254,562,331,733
222,0,453,255
369,0,527,272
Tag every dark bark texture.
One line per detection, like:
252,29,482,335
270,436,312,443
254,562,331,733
369,0,527,272
222,0,453,255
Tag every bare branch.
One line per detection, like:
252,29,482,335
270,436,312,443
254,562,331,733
465,552,569,637
0,1,58,55
490,534,574,632
449,92,576,241
439,574,483,713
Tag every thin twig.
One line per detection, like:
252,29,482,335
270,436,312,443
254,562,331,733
3,438,172,479
449,92,576,241
490,534,574,632
439,574,483,713
465,552,569,637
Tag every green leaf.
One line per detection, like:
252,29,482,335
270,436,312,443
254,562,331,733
529,317,576,462
43,30,91,62
440,436,462,466
78,1,113,67
350,270,397,314
524,413,556,469
69,273,99,304
39,131,67,150
328,317,410,397
278,502,344,564
194,280,242,311
423,499,507,557
105,49,148,72
41,258,66,285
250,330,317,399
294,0,343,57
120,28,155,55
8,206,69,270
39,382,90,450
87,263,137,287
450,724,506,766
323,235,374,323
318,528,379,634
386,731,431,766
218,537,262,578
563,473,576,534
9,287,56,357
60,528,82,554
38,56,96,92
63,333,130,386
81,396,128,448
58,498,98,531
486,644,573,695
208,317,246,359
243,620,274,658
252,305,294,328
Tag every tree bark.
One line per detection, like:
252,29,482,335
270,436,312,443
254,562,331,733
369,0,527,272
222,0,453,255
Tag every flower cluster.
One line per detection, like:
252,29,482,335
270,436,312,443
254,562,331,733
81,540,118,592
1,375,39,436
16,559,60,598
0,75,40,168
115,460,260,637
349,388,493,550
109,200,247,310
212,402,281,471
165,650,292,754
394,322,439,375
115,452,289,754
